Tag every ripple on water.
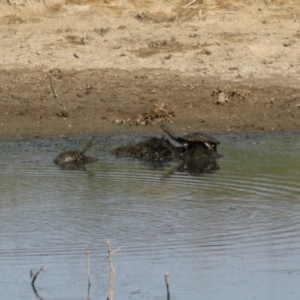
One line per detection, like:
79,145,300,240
0,134,300,300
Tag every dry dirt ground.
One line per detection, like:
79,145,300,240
0,0,300,140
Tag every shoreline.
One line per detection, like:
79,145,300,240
1,1,300,140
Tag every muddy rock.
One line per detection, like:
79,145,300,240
112,137,181,162
112,136,220,174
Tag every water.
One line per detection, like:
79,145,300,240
0,133,300,300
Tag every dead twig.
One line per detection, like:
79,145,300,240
184,0,196,8
31,265,49,287
199,9,202,19
49,72,58,98
107,240,120,300
86,246,91,287
31,286,43,300
165,272,170,300
293,14,299,23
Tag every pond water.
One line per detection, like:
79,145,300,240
0,132,300,300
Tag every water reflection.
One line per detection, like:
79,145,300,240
0,133,299,300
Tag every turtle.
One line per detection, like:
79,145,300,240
54,139,98,166
160,124,220,152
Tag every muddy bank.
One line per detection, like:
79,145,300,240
0,68,299,140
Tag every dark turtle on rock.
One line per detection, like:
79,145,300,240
160,124,220,152
54,139,98,167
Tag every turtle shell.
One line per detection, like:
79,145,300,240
54,139,98,167
178,132,220,145
54,150,80,165
54,151,98,165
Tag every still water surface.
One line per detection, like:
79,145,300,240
0,133,300,300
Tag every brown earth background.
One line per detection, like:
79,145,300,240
1,0,300,140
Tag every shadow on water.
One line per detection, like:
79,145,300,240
0,132,300,300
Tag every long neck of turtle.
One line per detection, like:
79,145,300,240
73,140,95,161
163,126,177,142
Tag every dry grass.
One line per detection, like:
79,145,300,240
56,106,69,117
1,0,299,20
92,27,111,36
0,0,298,7
1,14,24,24
47,3,64,12
65,35,85,44
212,86,250,105
136,102,175,125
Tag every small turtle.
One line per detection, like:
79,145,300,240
160,124,220,152
54,139,98,166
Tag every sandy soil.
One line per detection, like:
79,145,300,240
0,0,300,140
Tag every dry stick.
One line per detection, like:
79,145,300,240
107,239,120,300
184,0,196,8
165,272,170,300
49,73,58,98
86,246,91,287
31,265,49,288
31,285,43,300
293,14,299,23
